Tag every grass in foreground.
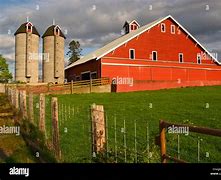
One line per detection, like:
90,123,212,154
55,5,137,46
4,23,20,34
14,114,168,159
43,86,221,163
0,94,37,163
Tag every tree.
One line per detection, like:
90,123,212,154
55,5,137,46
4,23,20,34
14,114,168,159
66,40,82,65
0,54,12,83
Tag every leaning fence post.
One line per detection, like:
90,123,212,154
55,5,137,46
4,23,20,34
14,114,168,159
39,94,46,134
160,120,167,163
28,93,34,123
51,97,61,160
91,103,106,154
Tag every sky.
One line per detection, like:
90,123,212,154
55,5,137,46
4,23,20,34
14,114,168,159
0,0,221,77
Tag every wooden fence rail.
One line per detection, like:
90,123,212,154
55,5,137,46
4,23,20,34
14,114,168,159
4,77,110,94
158,120,221,163
64,77,110,88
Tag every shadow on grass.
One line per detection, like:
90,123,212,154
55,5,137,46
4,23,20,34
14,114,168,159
18,119,57,163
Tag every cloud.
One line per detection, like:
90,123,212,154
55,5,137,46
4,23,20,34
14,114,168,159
1,0,221,73
0,34,14,50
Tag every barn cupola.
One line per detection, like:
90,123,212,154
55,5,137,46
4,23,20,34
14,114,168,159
123,20,140,34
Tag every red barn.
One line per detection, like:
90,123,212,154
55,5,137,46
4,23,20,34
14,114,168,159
65,15,221,92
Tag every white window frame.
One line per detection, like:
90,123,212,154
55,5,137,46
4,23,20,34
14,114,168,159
81,71,90,75
197,54,201,64
161,23,166,33
179,53,184,63
129,49,135,60
54,28,60,36
26,23,33,33
171,25,175,34
152,51,158,61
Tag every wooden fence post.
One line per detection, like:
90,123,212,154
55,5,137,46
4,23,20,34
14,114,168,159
160,120,167,163
90,78,92,93
15,89,19,110
47,83,50,92
13,89,16,106
8,88,11,102
11,88,14,104
11,89,14,106
12,88,17,107
51,97,61,160
70,80,73,94
91,103,106,153
19,90,27,119
39,94,46,134
23,90,27,118
4,83,7,94
19,90,23,113
28,93,34,123
26,84,30,94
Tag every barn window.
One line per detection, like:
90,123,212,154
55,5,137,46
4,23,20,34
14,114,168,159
152,51,157,61
131,25,134,30
179,53,184,63
129,49,135,59
91,72,97,79
75,76,80,81
161,23,166,32
171,25,175,34
81,71,91,80
131,24,137,31
197,54,201,64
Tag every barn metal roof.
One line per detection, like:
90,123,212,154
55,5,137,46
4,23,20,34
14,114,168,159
14,22,40,36
65,15,220,70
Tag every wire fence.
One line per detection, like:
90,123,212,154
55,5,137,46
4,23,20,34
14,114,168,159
5,86,221,163
160,120,221,163
5,88,154,163
166,132,221,163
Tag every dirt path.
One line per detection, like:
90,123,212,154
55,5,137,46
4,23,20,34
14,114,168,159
0,93,37,163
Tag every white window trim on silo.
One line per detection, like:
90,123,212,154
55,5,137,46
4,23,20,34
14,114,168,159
26,22,33,33
54,25,61,36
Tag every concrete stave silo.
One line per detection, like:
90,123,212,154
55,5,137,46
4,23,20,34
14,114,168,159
14,22,40,83
42,25,65,84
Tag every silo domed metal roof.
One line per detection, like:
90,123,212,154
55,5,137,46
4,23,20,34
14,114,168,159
14,22,40,36
42,25,66,39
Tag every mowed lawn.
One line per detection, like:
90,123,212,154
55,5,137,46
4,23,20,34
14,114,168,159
46,86,221,163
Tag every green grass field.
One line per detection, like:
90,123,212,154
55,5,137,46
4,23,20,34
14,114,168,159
42,86,221,163
0,94,38,163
